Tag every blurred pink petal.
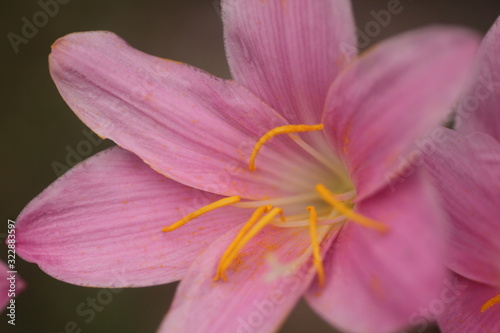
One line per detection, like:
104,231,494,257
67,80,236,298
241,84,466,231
17,147,253,287
323,27,480,200
424,129,500,287
456,17,500,141
438,274,500,333
420,17,500,332
306,170,446,333
223,0,355,124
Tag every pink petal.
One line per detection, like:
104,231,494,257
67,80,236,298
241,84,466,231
0,261,25,312
306,170,447,333
223,0,355,124
423,128,500,287
16,147,254,287
438,274,500,333
456,17,500,141
49,31,325,200
323,26,480,200
159,225,339,333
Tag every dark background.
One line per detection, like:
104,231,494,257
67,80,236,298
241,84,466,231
2,0,499,332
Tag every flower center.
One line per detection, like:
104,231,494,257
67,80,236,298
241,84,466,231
162,123,388,285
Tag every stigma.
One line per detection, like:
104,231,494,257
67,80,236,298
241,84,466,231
161,123,388,285
248,124,324,171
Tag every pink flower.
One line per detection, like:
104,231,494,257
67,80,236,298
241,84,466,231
16,1,479,332
424,17,500,333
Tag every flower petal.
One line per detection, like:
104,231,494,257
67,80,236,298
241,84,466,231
223,0,355,124
16,147,254,287
49,31,325,200
423,128,500,287
438,274,500,333
323,26,480,199
306,170,447,333
456,17,500,141
159,225,338,333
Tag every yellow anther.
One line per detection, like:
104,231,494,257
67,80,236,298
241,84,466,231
215,207,283,281
307,206,325,287
315,184,389,233
214,205,271,280
249,124,324,171
162,196,241,232
481,293,500,312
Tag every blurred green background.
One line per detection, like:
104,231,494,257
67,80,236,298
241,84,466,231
2,0,499,332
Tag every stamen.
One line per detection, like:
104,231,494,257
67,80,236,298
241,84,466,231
307,206,325,287
315,184,389,233
214,207,283,281
249,124,324,171
162,196,241,232
481,293,500,312
214,205,271,280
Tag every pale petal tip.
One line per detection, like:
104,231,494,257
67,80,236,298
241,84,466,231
50,31,123,54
